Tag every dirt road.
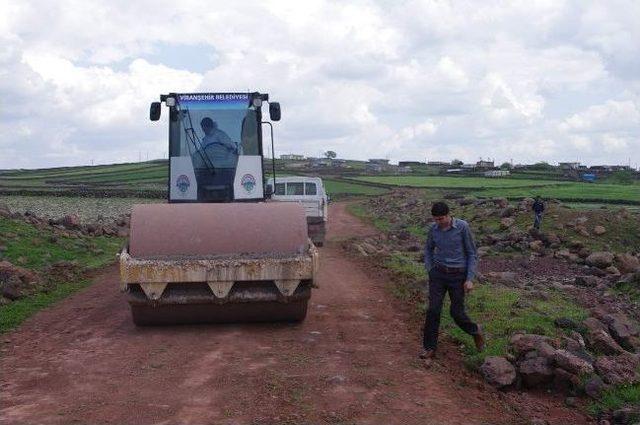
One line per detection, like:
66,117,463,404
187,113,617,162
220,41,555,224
0,203,586,424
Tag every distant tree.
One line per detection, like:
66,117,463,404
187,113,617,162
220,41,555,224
609,170,635,184
529,161,554,171
500,162,512,170
451,159,463,166
324,151,337,159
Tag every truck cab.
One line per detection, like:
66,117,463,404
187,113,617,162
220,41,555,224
266,176,328,246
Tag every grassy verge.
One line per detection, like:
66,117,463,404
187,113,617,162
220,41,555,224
0,278,92,333
346,202,391,232
323,179,388,199
381,253,589,369
588,383,640,416
0,216,123,332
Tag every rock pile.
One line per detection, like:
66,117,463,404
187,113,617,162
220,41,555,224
481,313,640,399
0,203,130,238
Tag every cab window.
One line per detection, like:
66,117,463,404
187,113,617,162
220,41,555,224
305,183,317,195
286,182,304,195
275,183,285,195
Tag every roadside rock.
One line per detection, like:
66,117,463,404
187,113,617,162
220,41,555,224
519,357,554,388
584,375,605,399
615,253,640,273
0,261,40,300
612,407,640,425
575,275,603,287
529,240,544,253
553,349,594,375
586,252,615,269
484,271,518,284
593,225,606,235
480,356,516,388
510,334,555,357
594,354,640,386
500,206,515,218
553,368,582,394
586,329,627,355
61,214,81,229
602,313,640,351
500,217,515,229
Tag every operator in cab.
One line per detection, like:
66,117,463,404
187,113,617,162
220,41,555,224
191,117,239,200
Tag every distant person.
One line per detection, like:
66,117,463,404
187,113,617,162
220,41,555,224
532,196,545,230
421,201,484,365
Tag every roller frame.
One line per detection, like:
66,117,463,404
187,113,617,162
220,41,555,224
119,244,318,301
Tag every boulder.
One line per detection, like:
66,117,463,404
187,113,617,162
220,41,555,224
612,407,640,425
0,261,40,300
584,375,605,399
554,317,579,330
0,274,21,300
586,329,627,356
605,266,621,275
593,225,606,235
553,368,582,394
615,253,640,273
493,198,509,208
602,313,640,351
553,349,594,375
510,334,555,357
500,206,515,218
594,354,640,386
575,275,603,287
519,357,554,388
61,214,81,229
500,217,515,229
529,240,544,252
586,252,615,269
480,356,516,388
484,271,518,284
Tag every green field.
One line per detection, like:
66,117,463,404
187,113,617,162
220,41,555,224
477,183,640,203
350,176,568,189
348,176,640,204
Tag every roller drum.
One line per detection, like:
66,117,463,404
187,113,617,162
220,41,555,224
129,203,309,258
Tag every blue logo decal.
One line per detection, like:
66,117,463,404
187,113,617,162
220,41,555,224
176,174,190,193
240,174,256,193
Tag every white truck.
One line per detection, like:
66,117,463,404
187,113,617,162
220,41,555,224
266,176,328,246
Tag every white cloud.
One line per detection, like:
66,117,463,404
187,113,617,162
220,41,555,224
559,100,640,132
0,0,639,168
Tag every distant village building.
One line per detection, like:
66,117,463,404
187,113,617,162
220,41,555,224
280,154,305,161
397,166,412,174
484,170,510,177
426,161,450,167
365,163,385,173
309,158,332,167
398,161,425,167
461,164,476,170
476,160,495,169
368,159,390,165
559,162,581,170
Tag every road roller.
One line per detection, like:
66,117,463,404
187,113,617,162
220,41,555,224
119,92,318,325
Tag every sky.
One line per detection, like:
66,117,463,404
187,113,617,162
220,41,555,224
1,0,639,169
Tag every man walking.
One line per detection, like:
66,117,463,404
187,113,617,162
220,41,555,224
421,201,484,363
532,196,545,230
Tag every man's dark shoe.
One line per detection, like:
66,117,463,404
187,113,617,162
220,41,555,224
419,348,436,359
473,325,486,352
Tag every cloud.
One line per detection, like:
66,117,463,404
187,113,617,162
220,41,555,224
559,100,640,132
0,0,638,168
